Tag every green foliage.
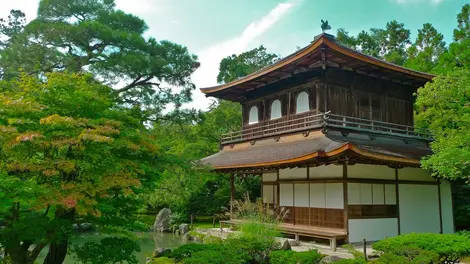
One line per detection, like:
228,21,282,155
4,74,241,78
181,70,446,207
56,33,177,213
405,23,446,73
169,244,225,261
372,233,470,263
217,45,279,84
71,236,141,264
0,72,161,263
336,20,410,65
269,250,323,264
0,0,200,121
415,69,470,179
147,257,176,264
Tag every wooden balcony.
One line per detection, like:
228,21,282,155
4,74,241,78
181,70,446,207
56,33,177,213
220,110,432,145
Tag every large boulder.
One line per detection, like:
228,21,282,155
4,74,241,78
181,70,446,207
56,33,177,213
153,208,172,232
179,223,190,235
280,239,291,250
182,233,193,242
320,255,343,263
153,248,171,258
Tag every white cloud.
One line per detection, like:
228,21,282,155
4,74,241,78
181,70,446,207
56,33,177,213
187,2,295,110
391,0,445,5
0,0,40,23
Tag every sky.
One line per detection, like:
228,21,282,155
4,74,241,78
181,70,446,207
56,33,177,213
0,0,467,110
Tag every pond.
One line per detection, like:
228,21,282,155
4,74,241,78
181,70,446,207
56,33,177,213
36,232,187,264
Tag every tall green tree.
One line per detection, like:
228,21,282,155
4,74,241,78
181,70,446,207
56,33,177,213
336,28,357,49
0,0,199,121
415,69,470,179
336,20,410,65
0,73,161,264
405,23,446,72
217,45,279,84
436,4,470,72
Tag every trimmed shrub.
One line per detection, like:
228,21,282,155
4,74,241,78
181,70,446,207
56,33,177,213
370,249,439,264
169,244,223,261
269,249,323,264
372,233,470,263
148,257,176,264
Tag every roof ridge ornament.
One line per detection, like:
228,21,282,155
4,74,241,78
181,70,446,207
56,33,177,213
320,19,331,33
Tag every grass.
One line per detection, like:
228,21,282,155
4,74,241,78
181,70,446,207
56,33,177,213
192,220,217,229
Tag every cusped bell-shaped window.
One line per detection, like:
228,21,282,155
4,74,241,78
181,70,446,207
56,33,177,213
296,91,310,114
248,106,259,124
270,100,282,120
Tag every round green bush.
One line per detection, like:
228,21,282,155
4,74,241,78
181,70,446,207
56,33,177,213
269,249,323,264
372,233,470,263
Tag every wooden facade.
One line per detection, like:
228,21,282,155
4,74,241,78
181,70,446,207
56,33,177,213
200,33,453,248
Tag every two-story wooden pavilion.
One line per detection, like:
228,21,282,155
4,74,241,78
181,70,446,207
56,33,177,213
199,33,454,249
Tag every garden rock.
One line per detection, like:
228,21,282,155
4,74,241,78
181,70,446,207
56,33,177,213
281,239,291,250
153,248,171,258
179,223,190,235
288,239,299,246
320,255,343,263
182,233,193,242
153,208,172,232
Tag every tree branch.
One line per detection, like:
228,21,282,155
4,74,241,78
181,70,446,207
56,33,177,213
116,76,159,94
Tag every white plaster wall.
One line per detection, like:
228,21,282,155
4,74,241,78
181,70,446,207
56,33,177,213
262,172,277,182
399,184,440,234
348,164,395,180
398,168,436,182
441,180,454,234
360,184,373,205
326,183,344,209
263,185,274,204
280,184,293,206
349,183,396,205
349,219,398,242
348,183,361,205
372,184,385,205
309,165,343,178
294,184,309,207
310,183,326,208
279,168,307,180
384,184,396,205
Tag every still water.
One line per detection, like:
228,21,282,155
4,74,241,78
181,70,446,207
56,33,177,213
36,232,186,264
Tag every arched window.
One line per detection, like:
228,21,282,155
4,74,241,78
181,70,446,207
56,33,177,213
248,106,259,124
296,91,310,113
270,100,282,120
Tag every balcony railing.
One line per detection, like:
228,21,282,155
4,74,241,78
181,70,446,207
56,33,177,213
220,111,432,144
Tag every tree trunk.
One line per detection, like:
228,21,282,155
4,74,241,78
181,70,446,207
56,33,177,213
42,208,74,264
42,238,68,264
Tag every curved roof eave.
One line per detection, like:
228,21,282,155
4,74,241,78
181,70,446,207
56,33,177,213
200,34,435,95
208,143,421,170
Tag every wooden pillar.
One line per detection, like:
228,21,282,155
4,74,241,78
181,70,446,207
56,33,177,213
307,164,311,226
230,174,235,219
343,161,349,241
287,92,292,117
437,179,443,234
395,168,401,235
276,169,280,206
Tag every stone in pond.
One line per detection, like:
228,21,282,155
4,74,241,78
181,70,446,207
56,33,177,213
182,233,193,242
153,208,172,232
179,223,190,235
153,248,171,258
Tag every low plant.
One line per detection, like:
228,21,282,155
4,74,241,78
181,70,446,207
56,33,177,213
147,257,176,264
71,236,141,264
372,233,470,263
269,249,323,264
